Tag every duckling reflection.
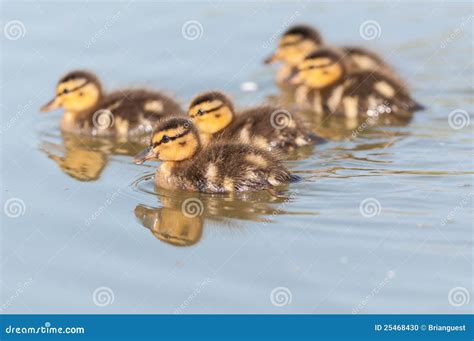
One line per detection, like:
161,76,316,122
39,132,146,181
135,205,203,247
134,187,301,247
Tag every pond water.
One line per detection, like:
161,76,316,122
1,1,473,314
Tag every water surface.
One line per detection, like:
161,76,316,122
1,1,473,314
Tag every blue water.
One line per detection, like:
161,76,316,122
1,1,472,314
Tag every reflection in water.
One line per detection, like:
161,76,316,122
134,187,302,247
39,133,147,181
135,205,204,247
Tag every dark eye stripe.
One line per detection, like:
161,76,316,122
190,104,224,118
300,61,336,71
57,82,89,97
152,130,189,147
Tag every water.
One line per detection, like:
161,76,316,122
1,1,473,314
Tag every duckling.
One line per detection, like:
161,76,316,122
133,118,297,193
188,91,323,151
264,24,400,87
291,48,424,116
41,70,184,136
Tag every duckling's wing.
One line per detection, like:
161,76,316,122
343,72,423,115
88,90,184,135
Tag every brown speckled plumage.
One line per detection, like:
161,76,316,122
190,92,323,151
218,105,323,150
296,49,424,116
164,142,298,193
78,89,185,136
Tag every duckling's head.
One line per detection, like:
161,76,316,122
134,118,200,164
41,70,102,113
188,91,234,135
264,25,323,66
292,48,346,89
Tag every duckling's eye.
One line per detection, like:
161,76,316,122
162,135,170,143
197,109,205,116
79,91,84,97
63,88,69,94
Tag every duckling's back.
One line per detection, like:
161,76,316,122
171,143,296,193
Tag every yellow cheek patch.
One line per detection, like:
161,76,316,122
155,132,199,161
193,106,233,134
299,60,343,88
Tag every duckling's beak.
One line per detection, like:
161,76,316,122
133,146,156,165
40,97,62,112
264,52,278,64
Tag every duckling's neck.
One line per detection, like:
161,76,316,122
199,133,213,146
160,161,176,174
61,108,96,132
61,111,79,132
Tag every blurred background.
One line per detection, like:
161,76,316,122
1,1,473,314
